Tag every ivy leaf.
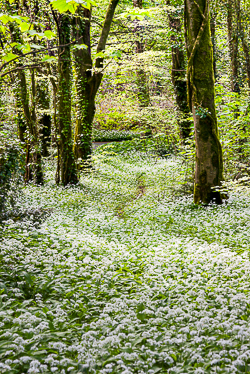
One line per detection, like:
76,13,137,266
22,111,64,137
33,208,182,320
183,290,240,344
3,52,19,62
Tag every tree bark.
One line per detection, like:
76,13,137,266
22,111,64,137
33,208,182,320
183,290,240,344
73,0,119,164
57,14,78,185
73,8,95,164
227,0,240,93
210,9,217,80
10,24,43,184
36,68,51,157
185,0,225,204
167,1,192,139
237,0,250,89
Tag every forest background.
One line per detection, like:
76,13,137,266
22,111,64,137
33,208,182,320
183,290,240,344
1,0,250,209
2,1,250,373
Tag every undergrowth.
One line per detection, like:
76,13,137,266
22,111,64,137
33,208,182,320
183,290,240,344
0,149,250,374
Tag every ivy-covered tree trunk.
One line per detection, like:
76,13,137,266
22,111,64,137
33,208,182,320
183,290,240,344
73,0,119,164
185,0,225,204
36,68,51,157
10,25,43,184
15,71,27,143
73,8,95,165
167,1,192,139
210,9,217,80
57,14,78,184
227,0,240,93
29,69,44,185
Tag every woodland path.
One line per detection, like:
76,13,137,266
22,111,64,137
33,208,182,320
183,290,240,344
1,152,250,373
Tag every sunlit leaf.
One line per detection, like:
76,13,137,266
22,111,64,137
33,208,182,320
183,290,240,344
3,52,19,62
42,55,57,62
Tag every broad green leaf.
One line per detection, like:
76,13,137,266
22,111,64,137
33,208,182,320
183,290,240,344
44,30,56,39
27,30,45,38
20,22,32,32
42,55,57,62
74,44,88,50
0,14,10,25
3,52,19,62
30,43,44,50
0,25,6,35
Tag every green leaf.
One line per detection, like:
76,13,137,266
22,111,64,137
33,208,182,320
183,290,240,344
44,30,56,39
20,22,32,32
30,43,44,50
0,25,6,35
3,52,19,62
0,14,11,25
74,43,88,50
42,55,57,62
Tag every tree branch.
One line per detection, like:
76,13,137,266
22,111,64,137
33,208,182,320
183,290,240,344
95,0,120,69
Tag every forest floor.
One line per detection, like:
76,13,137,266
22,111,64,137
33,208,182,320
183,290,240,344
1,145,250,374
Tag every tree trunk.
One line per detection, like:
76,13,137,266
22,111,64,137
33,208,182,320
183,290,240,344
210,10,217,80
73,8,95,165
237,0,250,89
57,14,78,185
185,0,225,204
10,24,43,184
133,0,151,136
227,0,240,93
36,68,51,157
29,69,44,185
73,0,119,163
167,1,192,139
15,71,27,143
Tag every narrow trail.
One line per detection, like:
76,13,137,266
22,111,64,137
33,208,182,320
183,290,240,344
1,154,250,373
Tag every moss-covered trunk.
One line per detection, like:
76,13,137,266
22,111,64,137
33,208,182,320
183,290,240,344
73,0,119,164
185,0,225,204
57,14,78,185
167,1,191,139
227,0,240,93
10,24,43,184
73,8,95,165
210,9,217,80
36,68,51,157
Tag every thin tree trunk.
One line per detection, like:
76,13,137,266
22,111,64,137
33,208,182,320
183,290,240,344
185,0,225,204
30,69,44,185
167,0,192,139
210,10,217,80
237,0,250,89
227,0,240,93
57,14,78,185
133,0,151,136
36,68,51,157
